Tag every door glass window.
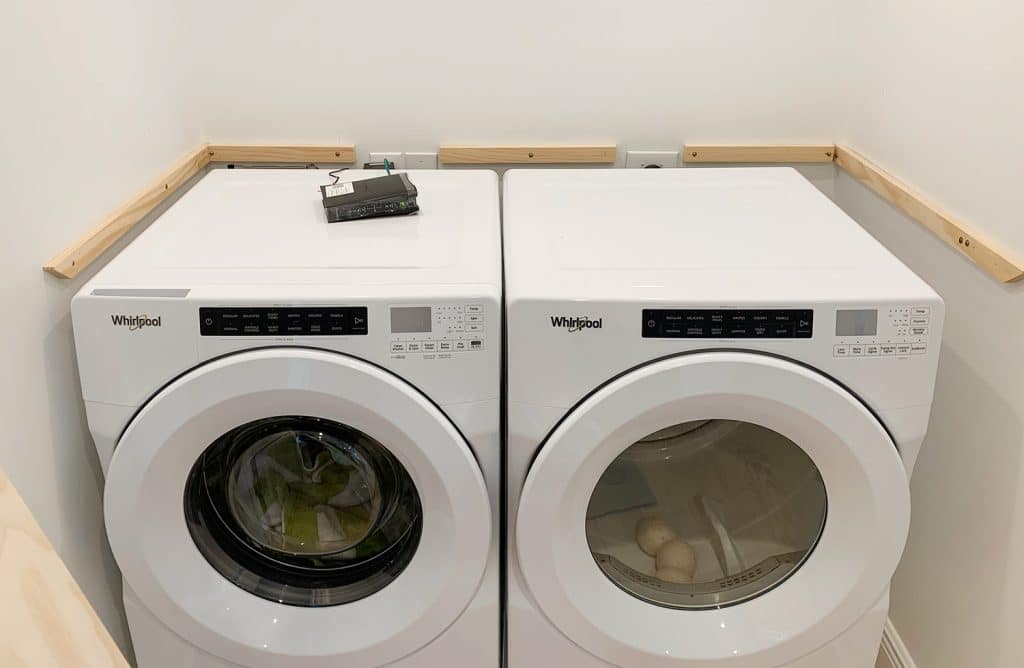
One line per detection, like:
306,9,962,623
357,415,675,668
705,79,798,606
586,420,826,610
185,416,421,607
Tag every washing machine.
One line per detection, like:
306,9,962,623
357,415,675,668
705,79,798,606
503,168,943,667
71,169,501,667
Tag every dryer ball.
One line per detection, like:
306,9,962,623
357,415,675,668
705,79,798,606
656,539,697,576
635,518,677,557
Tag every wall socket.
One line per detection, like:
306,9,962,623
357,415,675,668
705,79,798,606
404,152,438,169
625,150,680,169
367,152,439,169
368,152,404,169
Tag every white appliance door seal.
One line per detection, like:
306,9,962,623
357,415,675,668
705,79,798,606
105,347,490,668
516,351,909,667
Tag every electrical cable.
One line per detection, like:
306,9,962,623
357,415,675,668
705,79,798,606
329,167,349,185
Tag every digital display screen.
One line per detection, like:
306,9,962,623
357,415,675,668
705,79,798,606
390,306,432,333
835,309,878,336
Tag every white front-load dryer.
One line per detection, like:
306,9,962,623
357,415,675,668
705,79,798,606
72,169,501,667
503,168,943,667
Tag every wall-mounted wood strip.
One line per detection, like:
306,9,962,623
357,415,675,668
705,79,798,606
43,146,212,279
44,144,359,279
684,144,836,163
439,145,616,165
206,144,356,164
834,145,1024,283
46,141,1021,284
0,469,130,666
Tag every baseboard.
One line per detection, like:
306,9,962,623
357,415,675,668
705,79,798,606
878,617,916,668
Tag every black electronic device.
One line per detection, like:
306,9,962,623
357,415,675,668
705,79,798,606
319,173,419,223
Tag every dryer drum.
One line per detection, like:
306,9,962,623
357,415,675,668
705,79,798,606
184,415,423,607
585,419,827,610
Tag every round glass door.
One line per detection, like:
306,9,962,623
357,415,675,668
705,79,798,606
185,415,422,607
586,419,826,610
516,352,909,667
104,348,491,667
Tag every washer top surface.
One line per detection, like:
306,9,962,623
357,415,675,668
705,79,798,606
90,169,500,289
503,168,933,304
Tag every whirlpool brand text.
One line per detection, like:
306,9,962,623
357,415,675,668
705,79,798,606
550,316,603,333
111,314,162,331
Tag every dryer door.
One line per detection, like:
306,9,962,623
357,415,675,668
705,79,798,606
516,351,909,667
104,348,490,668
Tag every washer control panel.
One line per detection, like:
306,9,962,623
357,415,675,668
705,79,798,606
389,303,486,358
832,305,931,358
199,306,367,336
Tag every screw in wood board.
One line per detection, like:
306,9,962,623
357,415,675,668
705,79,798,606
965,239,971,247
691,152,698,158
958,236,964,244
335,152,340,157
528,152,534,158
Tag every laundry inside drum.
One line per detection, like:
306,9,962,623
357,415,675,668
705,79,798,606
227,428,384,557
185,416,422,607
586,419,827,610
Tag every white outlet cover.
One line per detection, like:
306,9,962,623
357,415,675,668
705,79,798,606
625,150,680,169
404,152,438,169
368,152,404,169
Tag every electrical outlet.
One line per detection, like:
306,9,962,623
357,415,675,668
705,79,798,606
368,152,404,169
404,152,438,169
625,150,680,169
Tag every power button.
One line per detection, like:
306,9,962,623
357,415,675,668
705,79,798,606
642,310,661,336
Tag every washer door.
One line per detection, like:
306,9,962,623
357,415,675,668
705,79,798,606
516,352,909,667
105,348,490,668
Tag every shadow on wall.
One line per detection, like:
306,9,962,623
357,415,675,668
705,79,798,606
29,191,191,664
901,343,1023,666
15,165,238,664
833,169,1024,668
41,306,134,661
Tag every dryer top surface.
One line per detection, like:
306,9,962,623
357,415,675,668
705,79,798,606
503,168,936,304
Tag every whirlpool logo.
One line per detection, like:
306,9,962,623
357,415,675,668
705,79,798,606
550,316,603,333
111,314,162,331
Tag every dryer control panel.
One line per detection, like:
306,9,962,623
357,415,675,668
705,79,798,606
832,305,931,358
642,309,813,339
389,303,486,358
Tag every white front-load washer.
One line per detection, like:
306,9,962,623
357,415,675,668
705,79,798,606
503,168,943,667
72,169,501,667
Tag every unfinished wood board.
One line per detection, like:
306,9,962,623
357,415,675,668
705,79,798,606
684,145,836,163
43,144,358,280
0,469,130,667
206,144,356,164
46,140,1020,285
835,145,1024,282
43,146,212,279
439,145,616,164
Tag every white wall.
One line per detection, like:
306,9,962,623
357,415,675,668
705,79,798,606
7,1,1019,665
836,1,1024,665
2,2,844,660
196,0,841,155
0,1,199,658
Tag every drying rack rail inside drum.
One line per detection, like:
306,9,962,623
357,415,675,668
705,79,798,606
594,550,807,610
